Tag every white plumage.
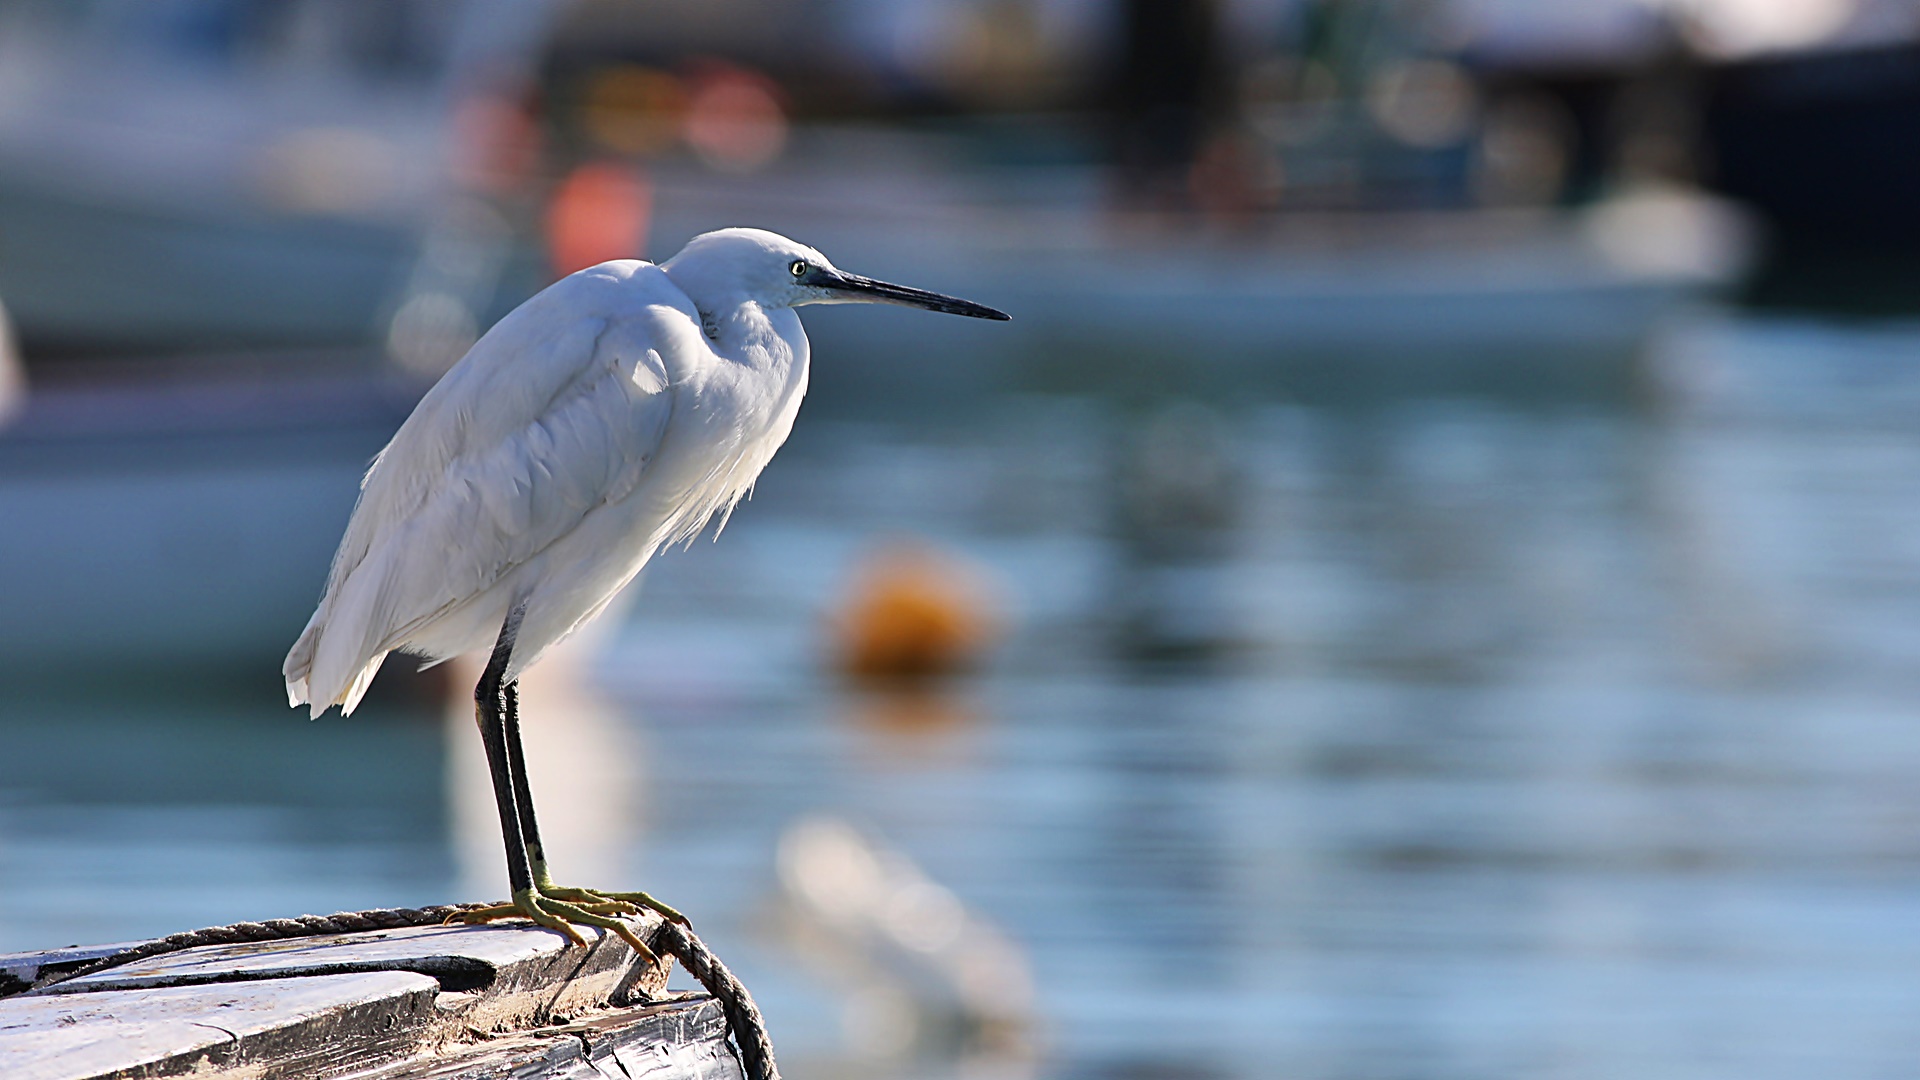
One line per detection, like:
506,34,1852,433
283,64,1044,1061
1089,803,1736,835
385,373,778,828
285,227,1004,717
282,226,1004,946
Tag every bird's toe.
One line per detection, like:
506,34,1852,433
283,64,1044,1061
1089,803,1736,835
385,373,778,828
455,889,594,947
537,884,642,915
594,889,691,927
539,898,658,962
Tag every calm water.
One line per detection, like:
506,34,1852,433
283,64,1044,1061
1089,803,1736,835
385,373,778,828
7,315,1920,1079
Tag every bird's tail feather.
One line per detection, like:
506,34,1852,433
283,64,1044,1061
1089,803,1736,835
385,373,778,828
293,640,390,718
283,615,322,709
293,562,397,717
334,652,389,716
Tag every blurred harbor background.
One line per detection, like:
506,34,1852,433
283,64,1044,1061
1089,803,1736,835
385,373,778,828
6,1,1920,1078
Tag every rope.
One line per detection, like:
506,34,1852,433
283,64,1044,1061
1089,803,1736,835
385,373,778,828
18,903,780,1080
655,920,780,1080
25,904,494,992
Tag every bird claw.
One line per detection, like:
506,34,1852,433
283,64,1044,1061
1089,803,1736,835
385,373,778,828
456,890,589,946
451,888,659,959
535,885,642,916
537,898,659,963
531,876,690,927
562,899,641,917
592,890,692,928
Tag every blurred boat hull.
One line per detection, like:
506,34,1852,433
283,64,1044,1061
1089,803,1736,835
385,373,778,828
0,175,411,352
0,0,557,354
1705,40,1920,253
0,374,413,676
653,181,1753,401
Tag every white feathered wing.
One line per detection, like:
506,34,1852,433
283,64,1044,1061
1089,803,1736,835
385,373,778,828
285,262,688,716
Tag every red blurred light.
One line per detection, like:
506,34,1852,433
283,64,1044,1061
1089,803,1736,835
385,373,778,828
545,161,652,278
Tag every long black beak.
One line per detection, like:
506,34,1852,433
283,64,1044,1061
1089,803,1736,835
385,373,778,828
823,271,1010,320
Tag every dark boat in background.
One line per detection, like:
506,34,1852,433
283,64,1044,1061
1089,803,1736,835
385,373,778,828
1467,1,1920,312
1702,39,1920,310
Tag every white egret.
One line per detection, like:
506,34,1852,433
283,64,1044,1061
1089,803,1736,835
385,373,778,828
285,228,1007,949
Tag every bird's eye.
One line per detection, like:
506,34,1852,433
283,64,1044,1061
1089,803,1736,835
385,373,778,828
790,260,809,279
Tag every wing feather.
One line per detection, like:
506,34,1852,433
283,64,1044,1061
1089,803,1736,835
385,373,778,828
287,262,685,714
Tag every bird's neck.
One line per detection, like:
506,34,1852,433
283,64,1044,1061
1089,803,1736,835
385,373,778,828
701,300,802,375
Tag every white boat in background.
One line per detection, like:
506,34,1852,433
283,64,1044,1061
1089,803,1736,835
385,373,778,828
0,366,414,675
0,0,554,354
642,157,1755,398
0,0,1749,372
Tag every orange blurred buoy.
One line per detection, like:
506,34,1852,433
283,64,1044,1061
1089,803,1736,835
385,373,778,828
832,541,1001,687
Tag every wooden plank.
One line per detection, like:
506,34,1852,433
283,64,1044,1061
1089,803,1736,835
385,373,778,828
586,997,744,1080
0,971,441,1080
44,924,615,992
0,942,146,995
343,994,743,1080
39,923,672,1032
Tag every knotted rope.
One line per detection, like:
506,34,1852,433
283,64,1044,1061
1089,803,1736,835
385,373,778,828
20,903,779,1080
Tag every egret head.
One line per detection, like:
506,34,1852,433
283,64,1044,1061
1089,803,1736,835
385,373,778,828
665,228,1009,321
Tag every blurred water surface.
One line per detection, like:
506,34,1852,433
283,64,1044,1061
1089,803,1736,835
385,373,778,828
7,316,1920,1079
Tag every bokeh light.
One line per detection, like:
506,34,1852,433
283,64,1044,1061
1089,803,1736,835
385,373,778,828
545,160,652,276
681,63,789,173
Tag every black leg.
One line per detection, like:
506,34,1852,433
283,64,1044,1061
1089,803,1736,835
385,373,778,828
501,681,553,885
476,605,533,895
457,603,656,955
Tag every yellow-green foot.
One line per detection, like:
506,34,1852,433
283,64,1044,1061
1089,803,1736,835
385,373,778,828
536,885,640,915
533,878,691,927
454,887,657,961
